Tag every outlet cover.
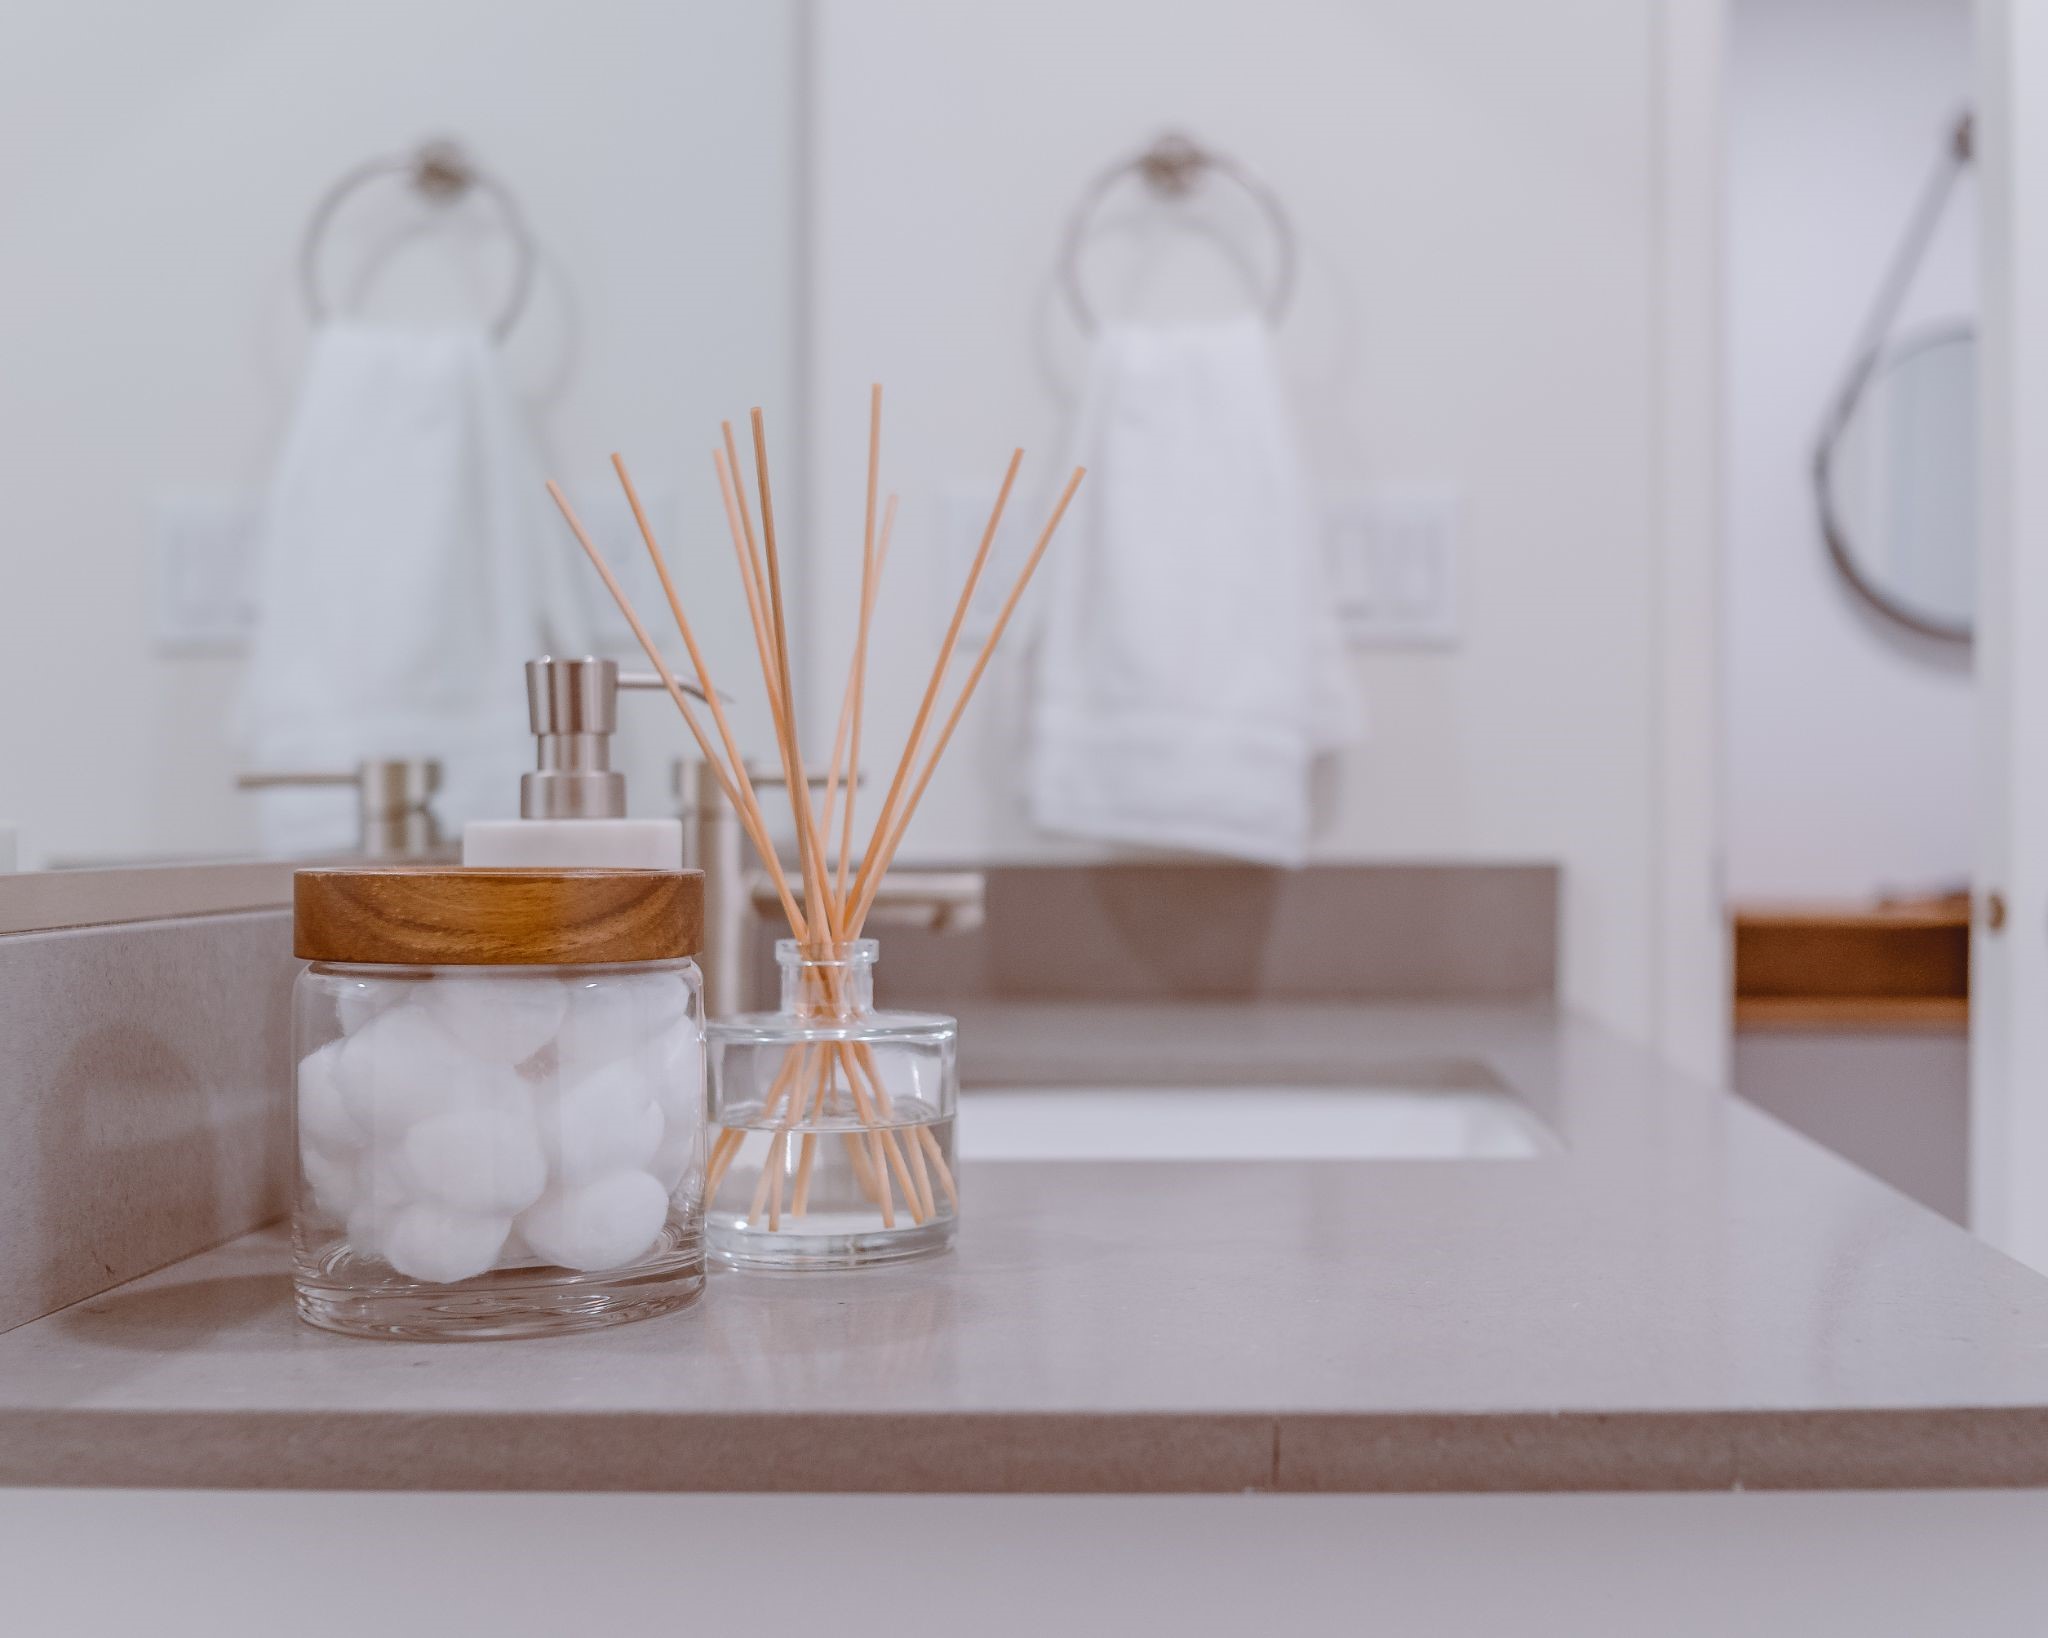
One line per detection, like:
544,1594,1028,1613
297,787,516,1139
151,490,260,652
1325,482,1460,647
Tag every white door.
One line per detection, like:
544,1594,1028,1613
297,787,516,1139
1971,0,2048,1270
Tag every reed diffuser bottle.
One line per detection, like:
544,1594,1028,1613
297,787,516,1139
707,939,956,1268
543,386,1082,1274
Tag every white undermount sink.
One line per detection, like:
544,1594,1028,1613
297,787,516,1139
954,1083,1557,1162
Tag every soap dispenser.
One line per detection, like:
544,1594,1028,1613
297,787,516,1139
462,656,686,870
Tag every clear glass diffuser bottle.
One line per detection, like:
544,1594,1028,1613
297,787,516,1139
706,939,957,1269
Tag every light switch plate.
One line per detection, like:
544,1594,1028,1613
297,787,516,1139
151,490,260,652
1325,482,1460,647
149,478,682,660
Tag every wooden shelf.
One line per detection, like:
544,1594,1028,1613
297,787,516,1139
1732,901,1969,1032
1734,996,1968,1032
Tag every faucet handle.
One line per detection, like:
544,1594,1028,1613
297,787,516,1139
236,759,442,858
751,768,834,791
617,669,725,704
747,758,851,790
236,759,440,804
747,868,984,933
673,757,844,804
234,770,361,790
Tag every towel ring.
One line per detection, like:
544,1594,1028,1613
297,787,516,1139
1060,132,1297,334
299,138,536,342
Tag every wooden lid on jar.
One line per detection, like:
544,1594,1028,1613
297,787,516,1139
294,868,704,966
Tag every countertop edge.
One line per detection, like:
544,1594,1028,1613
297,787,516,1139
6,1406,2046,1495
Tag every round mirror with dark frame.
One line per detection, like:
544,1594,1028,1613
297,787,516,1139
1813,113,1975,648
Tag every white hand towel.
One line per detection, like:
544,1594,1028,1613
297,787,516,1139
237,322,586,854
1028,315,1357,867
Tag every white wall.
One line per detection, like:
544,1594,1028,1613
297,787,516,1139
0,0,799,867
1724,0,1976,902
805,1,1695,1038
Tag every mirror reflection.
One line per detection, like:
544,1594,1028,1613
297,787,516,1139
1819,324,1976,639
1811,109,1975,645
1,3,800,871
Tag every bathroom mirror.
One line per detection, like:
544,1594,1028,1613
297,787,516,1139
1816,325,1977,644
0,4,802,873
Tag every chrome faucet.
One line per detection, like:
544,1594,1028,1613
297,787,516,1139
677,758,984,1016
236,759,446,858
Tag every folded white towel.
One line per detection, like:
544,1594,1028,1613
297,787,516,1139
1028,316,1357,867
238,322,586,854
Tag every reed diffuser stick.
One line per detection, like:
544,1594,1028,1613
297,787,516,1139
713,447,789,743
791,1066,829,1215
836,494,893,907
706,1040,812,1204
611,453,791,917
544,480,808,939
846,451,1023,922
849,466,1087,931
819,387,884,855
818,664,858,847
721,421,776,618
751,410,843,950
834,1040,923,1219
917,1125,960,1210
821,492,894,864
817,494,893,853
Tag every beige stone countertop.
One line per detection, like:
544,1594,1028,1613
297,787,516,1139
4,1000,2048,1494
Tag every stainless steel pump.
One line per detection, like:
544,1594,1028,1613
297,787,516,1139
520,655,712,820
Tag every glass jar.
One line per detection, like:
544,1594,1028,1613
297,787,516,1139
706,939,956,1270
291,868,706,1339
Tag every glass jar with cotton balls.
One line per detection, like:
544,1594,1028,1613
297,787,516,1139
290,866,706,1340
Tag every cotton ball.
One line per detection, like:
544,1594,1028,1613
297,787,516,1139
642,1015,706,1123
381,1203,512,1284
616,968,693,1017
513,1041,560,1096
516,1172,670,1272
535,1058,665,1186
555,973,687,1082
495,1220,537,1270
402,1107,548,1216
300,1143,359,1220
335,978,406,1036
420,975,568,1066
639,1021,704,1193
344,1149,416,1261
647,1126,700,1196
336,1004,524,1142
297,1040,365,1154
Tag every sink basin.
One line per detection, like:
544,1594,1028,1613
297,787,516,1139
955,1084,1557,1162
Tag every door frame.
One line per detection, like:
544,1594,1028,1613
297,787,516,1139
1654,0,1731,1086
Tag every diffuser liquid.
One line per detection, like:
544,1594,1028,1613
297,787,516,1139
706,1105,956,1270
